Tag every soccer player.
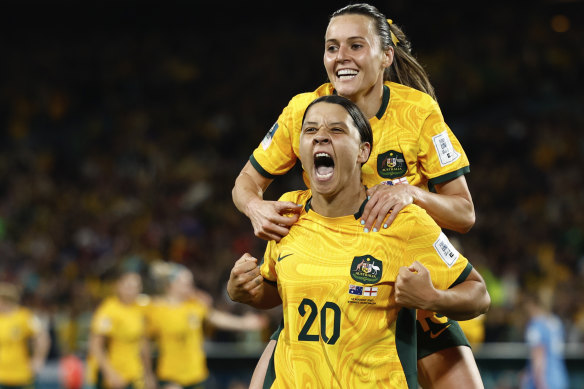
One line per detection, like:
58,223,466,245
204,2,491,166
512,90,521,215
146,262,266,389
86,270,154,389
228,95,490,388
0,282,50,389
231,3,482,387
521,291,569,389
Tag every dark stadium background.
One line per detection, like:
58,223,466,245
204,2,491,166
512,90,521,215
1,1,583,388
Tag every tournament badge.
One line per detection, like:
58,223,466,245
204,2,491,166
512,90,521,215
377,150,407,179
350,255,382,284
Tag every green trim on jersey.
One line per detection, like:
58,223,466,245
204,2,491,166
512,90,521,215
375,85,391,119
264,321,283,388
449,262,473,288
304,197,369,219
428,166,470,188
250,155,277,179
395,308,418,389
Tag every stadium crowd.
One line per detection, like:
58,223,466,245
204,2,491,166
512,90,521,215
0,0,582,386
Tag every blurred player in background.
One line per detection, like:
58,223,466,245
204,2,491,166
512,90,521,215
0,282,50,389
147,262,267,389
521,291,569,389
231,3,482,388
86,270,154,389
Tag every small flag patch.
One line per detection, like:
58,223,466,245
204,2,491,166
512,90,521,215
363,287,378,297
349,285,363,295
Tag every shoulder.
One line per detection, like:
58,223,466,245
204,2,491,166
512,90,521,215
387,82,439,111
277,189,311,204
288,83,334,108
393,203,437,227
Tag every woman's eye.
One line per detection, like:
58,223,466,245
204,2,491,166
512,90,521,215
304,127,316,133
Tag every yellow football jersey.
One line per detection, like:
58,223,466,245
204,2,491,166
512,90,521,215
86,296,146,387
146,299,209,386
260,190,472,388
0,307,42,385
251,81,469,190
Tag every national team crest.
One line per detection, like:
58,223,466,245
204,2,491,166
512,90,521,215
350,255,382,284
377,150,407,179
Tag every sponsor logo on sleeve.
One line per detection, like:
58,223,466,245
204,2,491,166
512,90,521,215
433,232,460,267
432,130,460,166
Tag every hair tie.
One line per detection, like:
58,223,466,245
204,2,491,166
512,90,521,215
387,19,399,46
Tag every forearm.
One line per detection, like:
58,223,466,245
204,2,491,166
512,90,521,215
426,279,490,321
232,162,272,216
32,332,50,365
413,186,475,233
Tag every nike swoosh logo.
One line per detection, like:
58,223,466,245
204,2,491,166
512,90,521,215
277,253,293,262
429,324,452,339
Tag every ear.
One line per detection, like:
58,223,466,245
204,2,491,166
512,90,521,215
382,47,394,69
358,142,371,164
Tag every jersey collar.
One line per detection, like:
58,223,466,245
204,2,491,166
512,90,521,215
304,196,369,220
331,84,389,120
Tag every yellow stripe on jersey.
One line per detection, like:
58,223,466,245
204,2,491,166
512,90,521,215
251,82,469,191
0,308,40,385
260,190,471,388
146,299,209,386
86,297,146,386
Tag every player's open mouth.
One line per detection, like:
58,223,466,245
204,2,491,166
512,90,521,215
337,69,358,81
314,152,334,180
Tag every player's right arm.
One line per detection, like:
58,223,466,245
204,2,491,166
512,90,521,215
232,161,301,242
227,252,281,309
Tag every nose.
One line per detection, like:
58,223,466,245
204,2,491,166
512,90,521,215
336,44,349,62
313,131,330,144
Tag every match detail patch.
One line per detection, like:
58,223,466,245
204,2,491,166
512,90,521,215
432,130,460,166
433,232,460,267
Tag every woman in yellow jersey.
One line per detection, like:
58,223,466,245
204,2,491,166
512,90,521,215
0,282,50,389
147,262,266,389
228,96,489,388
231,3,482,388
87,271,154,389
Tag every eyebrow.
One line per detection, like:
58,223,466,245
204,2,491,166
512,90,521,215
303,121,346,127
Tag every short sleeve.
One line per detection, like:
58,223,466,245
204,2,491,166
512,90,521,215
526,321,543,347
259,240,280,284
250,104,298,178
91,303,113,336
402,207,471,289
417,100,470,185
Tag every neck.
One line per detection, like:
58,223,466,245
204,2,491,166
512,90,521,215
342,79,385,119
311,179,367,218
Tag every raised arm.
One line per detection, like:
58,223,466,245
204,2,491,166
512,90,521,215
395,261,490,321
364,175,475,234
232,161,302,242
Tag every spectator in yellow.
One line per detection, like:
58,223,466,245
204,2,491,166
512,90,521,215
0,282,50,389
147,262,266,389
87,270,154,389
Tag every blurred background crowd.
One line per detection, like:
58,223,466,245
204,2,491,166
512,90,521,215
0,0,583,383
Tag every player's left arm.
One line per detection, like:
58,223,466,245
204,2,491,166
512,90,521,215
395,260,490,321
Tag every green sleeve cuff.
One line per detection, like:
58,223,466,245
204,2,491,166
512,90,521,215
249,155,276,179
449,262,473,288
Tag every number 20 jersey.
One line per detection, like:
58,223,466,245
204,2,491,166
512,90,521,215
260,190,472,389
